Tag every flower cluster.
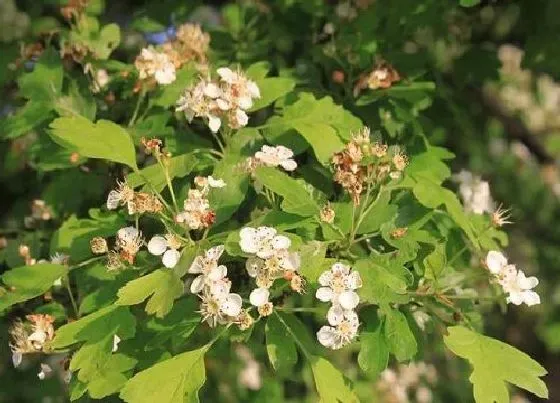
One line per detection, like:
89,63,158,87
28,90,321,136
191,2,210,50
10,314,55,366
187,245,243,327
332,127,407,204
176,67,260,132
172,23,210,65
376,362,437,403
315,262,362,349
176,176,225,230
354,62,401,96
147,233,182,268
106,181,163,215
135,46,177,85
485,251,540,306
454,170,493,214
239,226,303,316
245,145,297,172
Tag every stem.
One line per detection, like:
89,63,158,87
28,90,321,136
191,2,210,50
128,90,146,127
160,159,178,212
64,276,79,319
211,130,226,153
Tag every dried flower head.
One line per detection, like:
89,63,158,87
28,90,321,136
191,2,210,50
90,237,108,254
174,23,210,64
491,205,512,227
257,302,274,317
236,310,254,331
116,227,144,264
320,203,336,224
135,46,176,85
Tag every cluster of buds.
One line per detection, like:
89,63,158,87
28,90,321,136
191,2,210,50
176,67,260,133
320,203,336,224
106,180,163,215
354,62,400,96
175,176,225,230
332,127,408,204
376,362,437,403
315,262,362,349
187,245,243,327
239,226,303,317
135,23,210,87
147,233,182,268
244,145,298,173
24,200,53,228
485,251,540,306
10,314,55,366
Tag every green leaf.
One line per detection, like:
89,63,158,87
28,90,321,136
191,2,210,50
266,314,298,373
358,308,388,378
120,347,207,403
0,263,67,311
52,305,136,398
384,307,417,361
52,305,136,349
50,209,126,261
55,80,97,120
127,153,199,192
274,312,358,402
355,256,412,305
0,101,53,139
249,77,296,111
116,269,184,318
423,242,447,280
298,241,328,284
262,93,362,164
18,48,63,102
356,190,398,234
444,326,548,402
49,116,137,169
254,166,320,217
460,0,481,7
412,176,479,250
311,357,359,403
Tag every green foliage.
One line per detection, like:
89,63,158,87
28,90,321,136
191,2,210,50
444,326,548,403
49,116,138,169
116,269,184,318
119,346,207,403
0,263,66,311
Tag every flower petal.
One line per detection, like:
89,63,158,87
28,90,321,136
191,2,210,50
162,249,181,268
272,235,291,250
190,275,205,294
339,291,360,310
315,287,334,302
486,251,507,275
221,293,242,316
249,288,270,307
209,264,227,281
327,305,344,326
147,236,167,256
317,326,336,348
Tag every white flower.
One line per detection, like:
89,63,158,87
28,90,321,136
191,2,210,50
239,226,291,259
176,80,223,132
188,245,228,294
37,363,53,380
148,234,182,268
217,67,260,109
199,289,243,327
135,46,176,85
112,335,121,352
501,269,540,306
485,250,508,275
316,308,359,350
316,262,362,310
485,251,540,307
454,170,494,214
254,145,297,171
249,287,270,307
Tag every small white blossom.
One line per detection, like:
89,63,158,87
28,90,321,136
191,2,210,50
217,67,260,110
176,79,223,132
249,287,270,307
316,262,362,310
135,46,176,85
485,251,540,306
454,170,494,214
254,145,297,172
316,308,359,350
199,288,243,327
239,226,291,259
106,181,134,212
188,245,228,294
147,234,182,268
37,363,53,380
